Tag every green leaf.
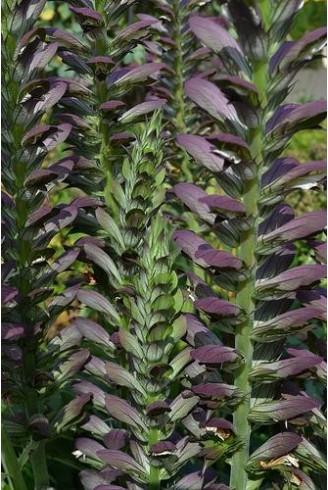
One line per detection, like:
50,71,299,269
95,207,125,250
119,328,144,359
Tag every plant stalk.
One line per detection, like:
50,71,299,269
172,1,193,182
30,441,50,490
230,56,268,490
149,428,160,489
2,425,28,490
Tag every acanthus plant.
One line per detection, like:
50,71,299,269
1,0,106,488
135,0,222,183
1,0,327,489
70,115,236,489
172,0,326,488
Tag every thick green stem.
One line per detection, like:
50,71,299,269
230,58,268,489
2,426,28,490
30,442,50,490
230,177,258,490
149,466,160,490
148,428,160,490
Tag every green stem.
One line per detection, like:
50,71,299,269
230,58,268,490
1,425,28,490
172,2,193,182
258,0,271,31
149,428,160,490
30,442,50,490
149,466,160,490
230,179,258,490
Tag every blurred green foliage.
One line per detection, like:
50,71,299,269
291,0,327,39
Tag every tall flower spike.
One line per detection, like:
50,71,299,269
40,1,167,248
139,0,224,182
1,0,95,488
174,1,326,488
72,113,230,488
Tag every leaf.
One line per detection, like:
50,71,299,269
21,79,67,115
258,210,326,245
11,0,47,33
253,306,320,342
105,395,147,433
170,393,200,422
259,204,294,237
314,242,327,264
184,313,222,347
112,63,164,86
28,42,59,73
294,437,327,473
185,77,242,127
171,183,215,224
248,432,302,464
169,348,192,378
85,356,106,377
195,248,242,270
104,430,128,451
45,27,86,50
266,101,327,137
256,245,295,280
176,134,225,172
289,469,316,490
71,318,113,348
81,415,110,436
73,382,105,407
200,194,246,216
97,450,147,476
173,230,212,267
195,297,240,317
44,205,78,233
54,394,90,431
216,74,258,94
250,350,322,381
84,244,121,283
129,441,149,472
2,323,25,340
112,19,158,45
56,350,90,382
191,345,240,365
105,361,146,395
49,324,81,351
297,289,327,321
227,0,265,59
100,100,126,111
262,159,326,194
271,27,327,73
118,328,144,359
70,6,103,23
175,471,204,489
189,16,249,74
80,470,107,490
255,265,326,297
77,289,120,322
76,437,106,461
118,99,166,123
249,396,319,423
175,438,202,465
192,383,240,399
95,208,125,250
51,249,80,273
